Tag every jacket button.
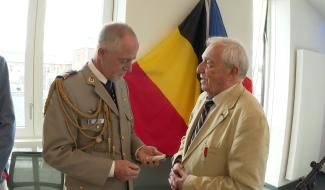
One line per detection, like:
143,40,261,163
122,152,126,157
121,136,125,141
80,185,84,190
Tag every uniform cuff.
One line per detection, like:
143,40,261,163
135,145,145,161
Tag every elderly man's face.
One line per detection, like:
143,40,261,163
98,34,139,81
197,44,234,98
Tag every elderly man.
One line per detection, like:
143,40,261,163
43,22,163,190
169,37,269,190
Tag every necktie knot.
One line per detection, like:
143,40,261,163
105,81,113,91
204,99,214,111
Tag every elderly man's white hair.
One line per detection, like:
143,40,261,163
206,37,249,79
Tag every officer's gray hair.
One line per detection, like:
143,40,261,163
206,37,249,78
98,22,137,51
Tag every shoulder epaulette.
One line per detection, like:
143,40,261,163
57,70,78,80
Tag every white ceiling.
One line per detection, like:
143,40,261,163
308,0,325,18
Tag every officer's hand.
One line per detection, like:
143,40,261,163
114,160,140,181
137,145,165,167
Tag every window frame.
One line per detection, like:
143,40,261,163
12,0,116,141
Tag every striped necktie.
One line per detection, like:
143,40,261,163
190,99,214,144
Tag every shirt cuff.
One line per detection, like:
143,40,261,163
108,161,115,177
135,145,145,161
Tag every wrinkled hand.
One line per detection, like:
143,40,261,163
137,145,164,167
168,163,188,190
114,160,140,181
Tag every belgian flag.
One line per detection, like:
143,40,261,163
125,0,251,155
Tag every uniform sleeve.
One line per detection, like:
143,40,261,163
182,111,270,190
0,56,16,174
42,86,112,186
123,82,144,156
130,125,144,156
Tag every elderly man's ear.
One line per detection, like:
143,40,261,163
228,66,239,82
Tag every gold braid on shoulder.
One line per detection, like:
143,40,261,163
44,77,115,157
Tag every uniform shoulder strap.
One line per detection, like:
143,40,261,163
57,70,78,80
44,70,77,114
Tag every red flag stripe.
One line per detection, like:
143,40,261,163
125,63,187,155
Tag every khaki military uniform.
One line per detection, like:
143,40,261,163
43,65,143,190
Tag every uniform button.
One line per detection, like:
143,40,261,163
80,185,84,190
96,125,100,129
121,136,125,141
122,152,126,157
96,135,103,143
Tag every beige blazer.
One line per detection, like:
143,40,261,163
43,65,143,190
173,83,269,190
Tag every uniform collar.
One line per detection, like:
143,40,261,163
88,60,107,84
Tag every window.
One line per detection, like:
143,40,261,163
0,0,29,131
0,0,115,140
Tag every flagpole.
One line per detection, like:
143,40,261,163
205,0,210,39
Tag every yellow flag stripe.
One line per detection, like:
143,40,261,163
138,29,201,124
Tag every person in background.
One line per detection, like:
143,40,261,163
43,22,164,190
0,55,16,190
168,37,269,190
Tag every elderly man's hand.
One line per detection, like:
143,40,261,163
137,145,165,167
168,163,188,190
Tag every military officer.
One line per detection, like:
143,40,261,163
43,22,164,190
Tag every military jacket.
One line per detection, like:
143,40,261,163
43,65,143,190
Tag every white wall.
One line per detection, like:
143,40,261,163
292,0,325,52
265,0,325,187
289,0,325,177
126,0,198,58
125,0,253,67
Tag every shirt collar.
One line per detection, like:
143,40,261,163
211,82,240,107
88,60,107,84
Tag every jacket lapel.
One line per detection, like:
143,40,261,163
81,65,119,115
183,107,228,161
182,84,246,162
183,98,205,153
